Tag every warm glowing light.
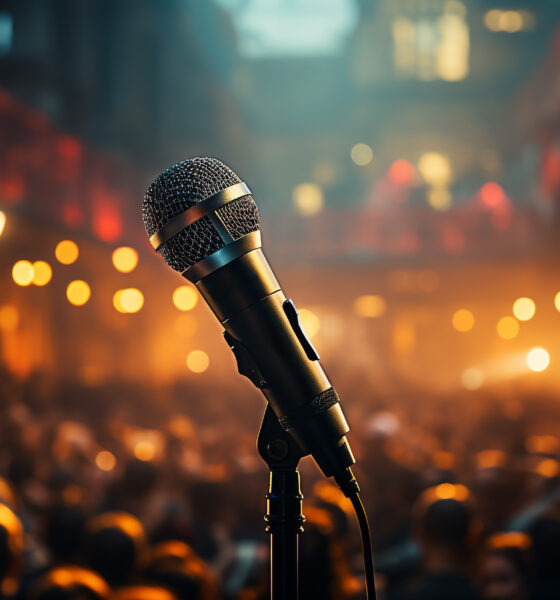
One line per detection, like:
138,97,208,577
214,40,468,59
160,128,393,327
436,11,470,81
111,247,138,273
172,286,198,311
55,240,79,265
452,309,474,332
461,368,484,390
427,187,452,210
0,305,19,332
554,291,560,312
484,9,534,33
186,350,210,373
351,143,373,166
31,261,52,286
95,451,116,471
513,297,535,321
536,458,559,478
526,434,559,455
292,183,324,216
499,10,523,33
114,288,144,314
418,152,452,187
134,441,156,461
526,347,550,372
496,316,519,340
480,182,504,207
298,308,320,338
353,295,387,318
0,210,6,236
388,159,415,185
66,280,91,306
12,260,34,286
484,9,502,31
477,449,507,469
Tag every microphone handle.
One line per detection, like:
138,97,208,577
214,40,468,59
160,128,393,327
195,248,355,478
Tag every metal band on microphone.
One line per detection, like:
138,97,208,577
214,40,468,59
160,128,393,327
182,230,262,283
149,182,251,251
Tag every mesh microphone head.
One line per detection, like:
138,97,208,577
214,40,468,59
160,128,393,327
142,157,260,272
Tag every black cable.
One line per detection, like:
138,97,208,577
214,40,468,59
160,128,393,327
350,491,377,600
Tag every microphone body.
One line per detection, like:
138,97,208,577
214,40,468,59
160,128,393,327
195,245,355,478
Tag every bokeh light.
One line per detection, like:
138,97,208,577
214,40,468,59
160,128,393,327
417,152,452,187
172,285,198,311
0,210,6,236
113,288,144,314
66,280,91,306
292,183,324,216
513,297,535,321
12,260,34,286
461,368,484,390
186,350,210,374
387,159,415,184
298,308,320,338
536,458,559,478
353,295,387,318
111,247,138,273
452,309,474,332
554,291,560,312
31,261,52,286
427,187,452,211
480,182,504,207
526,347,550,372
55,240,79,265
496,316,519,340
134,441,155,462
351,143,373,166
95,451,116,471
0,305,19,332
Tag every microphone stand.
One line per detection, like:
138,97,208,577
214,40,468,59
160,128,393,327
257,405,305,600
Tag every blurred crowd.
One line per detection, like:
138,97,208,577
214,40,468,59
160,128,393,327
0,367,559,600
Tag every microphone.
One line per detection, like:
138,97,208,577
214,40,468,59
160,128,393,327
142,157,358,492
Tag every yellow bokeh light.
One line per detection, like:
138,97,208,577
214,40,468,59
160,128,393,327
298,308,320,338
134,441,155,462
499,10,523,33
496,316,519,340
526,347,550,373
55,240,79,265
513,297,535,321
113,288,144,314
66,280,91,306
0,305,19,332
95,451,116,472
417,152,452,187
292,183,324,217
351,143,373,166
427,186,452,211
0,210,6,236
461,367,484,390
186,350,210,374
172,285,198,311
353,295,387,318
484,9,502,31
12,260,34,286
452,309,474,332
554,291,560,312
31,261,52,286
111,247,138,273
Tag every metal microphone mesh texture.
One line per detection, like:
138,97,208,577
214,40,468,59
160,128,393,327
142,157,260,272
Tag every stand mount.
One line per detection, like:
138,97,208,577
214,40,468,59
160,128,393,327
257,405,305,600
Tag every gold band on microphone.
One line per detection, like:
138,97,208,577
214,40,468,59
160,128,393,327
149,182,251,251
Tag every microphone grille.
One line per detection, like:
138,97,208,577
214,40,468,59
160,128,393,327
142,157,260,272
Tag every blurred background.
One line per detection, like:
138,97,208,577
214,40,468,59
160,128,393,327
0,1,560,599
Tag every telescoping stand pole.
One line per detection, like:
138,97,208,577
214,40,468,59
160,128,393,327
257,405,305,600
